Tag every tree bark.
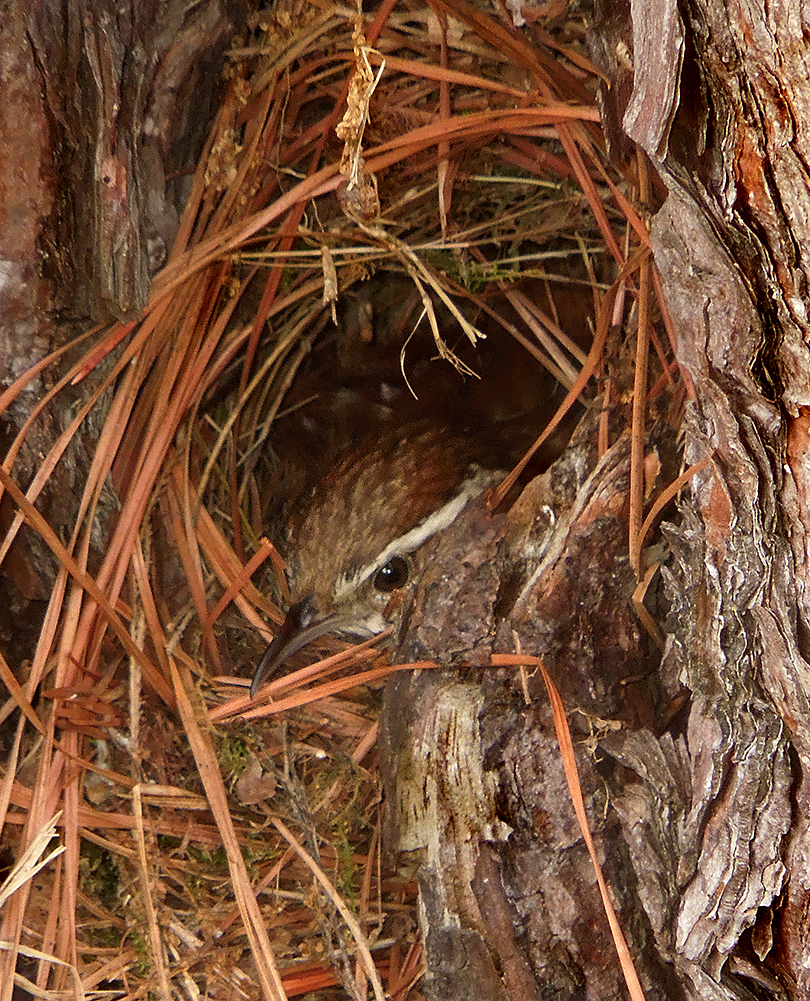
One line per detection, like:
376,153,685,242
620,0,810,994
381,2,810,999
0,0,251,655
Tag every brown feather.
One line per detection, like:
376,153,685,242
289,421,476,608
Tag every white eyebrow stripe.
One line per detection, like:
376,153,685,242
333,473,488,603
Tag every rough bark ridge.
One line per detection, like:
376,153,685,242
29,0,248,321
615,0,810,994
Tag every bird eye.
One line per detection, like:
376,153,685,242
373,556,409,592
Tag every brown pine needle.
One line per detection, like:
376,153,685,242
492,654,647,1001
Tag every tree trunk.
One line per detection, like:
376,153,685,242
623,0,810,994
381,2,810,999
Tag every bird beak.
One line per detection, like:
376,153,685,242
250,598,343,698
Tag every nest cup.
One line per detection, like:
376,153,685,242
0,3,672,998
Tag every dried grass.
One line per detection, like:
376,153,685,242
0,0,684,998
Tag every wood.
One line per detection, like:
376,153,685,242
380,2,810,998
0,0,252,648
381,424,680,999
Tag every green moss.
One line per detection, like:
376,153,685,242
86,924,122,950
130,932,151,977
156,834,183,852
187,844,229,871
333,820,357,911
79,839,119,907
214,732,250,778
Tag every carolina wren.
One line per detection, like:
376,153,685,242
250,421,498,696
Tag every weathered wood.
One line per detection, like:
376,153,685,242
29,0,249,320
621,0,810,994
381,427,681,999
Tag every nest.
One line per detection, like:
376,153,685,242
0,1,684,998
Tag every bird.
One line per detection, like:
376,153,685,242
249,419,499,697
